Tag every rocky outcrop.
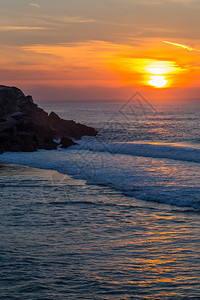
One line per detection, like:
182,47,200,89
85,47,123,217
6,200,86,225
0,85,97,153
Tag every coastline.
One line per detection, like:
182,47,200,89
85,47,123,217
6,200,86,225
0,160,85,205
0,159,200,299
1,145,200,211
0,85,97,154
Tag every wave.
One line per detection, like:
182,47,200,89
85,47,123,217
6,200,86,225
1,141,200,210
75,140,200,163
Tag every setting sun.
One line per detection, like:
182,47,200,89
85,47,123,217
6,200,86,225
145,61,177,75
115,57,185,90
148,75,168,88
144,61,179,88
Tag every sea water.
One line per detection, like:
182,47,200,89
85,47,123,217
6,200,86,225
0,97,200,299
2,98,200,210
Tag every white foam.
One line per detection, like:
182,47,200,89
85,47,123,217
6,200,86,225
1,144,200,210
75,140,200,163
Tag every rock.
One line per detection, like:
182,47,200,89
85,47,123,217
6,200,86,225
0,119,18,133
49,111,61,121
60,136,77,148
0,132,10,143
0,85,25,118
0,85,97,153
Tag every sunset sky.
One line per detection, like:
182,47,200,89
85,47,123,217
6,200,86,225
1,0,200,100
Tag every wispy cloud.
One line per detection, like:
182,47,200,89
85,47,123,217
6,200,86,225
163,40,200,51
45,16,95,24
29,3,40,8
0,26,49,31
66,17,94,23
169,0,195,2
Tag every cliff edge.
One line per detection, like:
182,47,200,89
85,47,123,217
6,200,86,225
0,85,97,153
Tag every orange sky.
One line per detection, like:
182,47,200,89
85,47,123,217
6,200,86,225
1,0,200,100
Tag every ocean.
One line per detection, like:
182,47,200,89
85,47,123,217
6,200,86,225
0,95,200,299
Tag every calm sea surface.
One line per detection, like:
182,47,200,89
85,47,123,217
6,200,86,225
0,98,200,299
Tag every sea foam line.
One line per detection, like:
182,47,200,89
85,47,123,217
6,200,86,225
75,141,200,163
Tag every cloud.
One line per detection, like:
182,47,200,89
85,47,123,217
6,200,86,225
169,0,195,2
0,26,49,31
29,3,40,8
62,16,94,23
43,16,95,24
163,40,200,51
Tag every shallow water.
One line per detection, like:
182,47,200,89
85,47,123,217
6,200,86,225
0,164,199,299
2,146,200,210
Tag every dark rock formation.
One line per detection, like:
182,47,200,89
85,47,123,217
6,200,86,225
0,85,97,153
60,137,77,148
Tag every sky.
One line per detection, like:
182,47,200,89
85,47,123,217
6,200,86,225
1,0,200,100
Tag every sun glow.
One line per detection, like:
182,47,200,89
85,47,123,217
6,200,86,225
144,61,177,88
148,75,167,88
145,61,177,75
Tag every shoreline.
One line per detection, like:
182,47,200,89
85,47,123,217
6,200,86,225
0,158,199,213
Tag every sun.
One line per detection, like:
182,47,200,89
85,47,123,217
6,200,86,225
148,75,167,88
145,61,176,75
144,61,176,88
